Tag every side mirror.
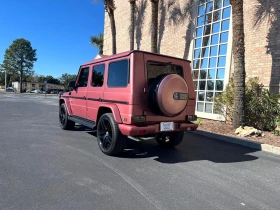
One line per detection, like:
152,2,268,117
68,81,76,91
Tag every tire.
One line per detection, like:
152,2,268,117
155,131,184,147
59,103,75,130
97,113,127,156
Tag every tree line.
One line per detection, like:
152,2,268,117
0,69,76,92
0,38,77,91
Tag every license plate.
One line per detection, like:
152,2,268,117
160,122,174,131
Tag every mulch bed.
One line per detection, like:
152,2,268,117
197,119,280,147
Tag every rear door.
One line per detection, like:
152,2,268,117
142,54,190,121
86,63,105,121
70,67,89,118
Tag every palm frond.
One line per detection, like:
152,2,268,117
90,33,104,54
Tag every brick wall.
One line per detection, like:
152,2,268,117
103,0,195,60
103,0,280,92
243,0,280,92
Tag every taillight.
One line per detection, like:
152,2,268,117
131,115,146,123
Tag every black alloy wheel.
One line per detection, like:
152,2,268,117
98,117,113,151
59,103,75,130
97,113,126,156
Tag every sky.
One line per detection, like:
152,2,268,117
0,0,105,78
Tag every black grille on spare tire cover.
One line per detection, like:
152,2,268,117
148,73,171,116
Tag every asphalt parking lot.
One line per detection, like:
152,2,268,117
1,93,280,210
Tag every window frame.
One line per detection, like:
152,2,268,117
192,0,231,114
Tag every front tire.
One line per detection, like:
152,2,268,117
97,113,127,156
59,103,75,130
155,131,184,147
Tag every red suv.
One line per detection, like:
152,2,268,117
59,50,198,156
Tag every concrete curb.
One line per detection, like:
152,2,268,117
191,130,280,156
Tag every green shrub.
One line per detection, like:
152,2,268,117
214,77,280,131
196,118,203,125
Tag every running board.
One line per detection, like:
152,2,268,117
68,115,96,129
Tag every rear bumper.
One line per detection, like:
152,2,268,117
118,122,198,136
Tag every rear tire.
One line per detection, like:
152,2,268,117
97,113,127,156
155,131,184,147
59,103,75,130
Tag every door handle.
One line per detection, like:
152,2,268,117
83,96,86,100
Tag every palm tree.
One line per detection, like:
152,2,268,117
90,33,104,54
93,0,117,54
150,0,159,53
230,0,246,128
168,0,246,127
129,0,136,50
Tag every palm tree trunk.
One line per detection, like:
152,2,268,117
108,10,117,54
129,0,136,50
231,0,246,128
150,0,159,53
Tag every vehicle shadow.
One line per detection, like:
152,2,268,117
87,131,259,164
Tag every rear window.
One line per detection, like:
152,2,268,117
107,59,129,87
146,61,184,85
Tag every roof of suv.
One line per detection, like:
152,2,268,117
81,50,191,67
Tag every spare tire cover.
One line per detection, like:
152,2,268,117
148,74,188,117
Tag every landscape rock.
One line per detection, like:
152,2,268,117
235,126,263,137
274,126,280,136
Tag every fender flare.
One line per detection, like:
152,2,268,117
98,103,123,124
59,98,73,116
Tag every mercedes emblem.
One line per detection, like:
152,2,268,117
173,92,179,100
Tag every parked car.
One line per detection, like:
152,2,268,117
58,91,64,96
50,90,58,94
42,90,51,94
58,50,198,156
6,88,15,92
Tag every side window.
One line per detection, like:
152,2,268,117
77,67,89,87
107,59,129,87
91,64,105,87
